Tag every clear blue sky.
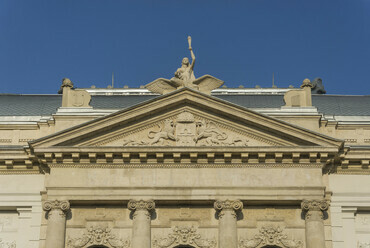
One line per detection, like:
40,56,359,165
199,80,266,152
1,0,369,94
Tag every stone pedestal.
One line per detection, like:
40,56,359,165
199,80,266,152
43,200,70,248
301,199,329,248
214,200,243,248
128,200,155,248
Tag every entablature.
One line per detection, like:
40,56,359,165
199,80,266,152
0,146,41,174
337,146,370,174
33,146,339,168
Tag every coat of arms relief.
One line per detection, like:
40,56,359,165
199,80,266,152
122,111,249,147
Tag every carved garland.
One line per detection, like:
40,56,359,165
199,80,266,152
67,226,130,248
239,226,303,248
0,239,16,248
153,226,216,248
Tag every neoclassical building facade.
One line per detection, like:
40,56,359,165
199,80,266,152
0,76,370,248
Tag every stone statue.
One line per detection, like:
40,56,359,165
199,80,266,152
145,36,224,95
311,77,326,94
170,36,197,88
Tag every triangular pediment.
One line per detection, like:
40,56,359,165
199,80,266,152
30,88,343,151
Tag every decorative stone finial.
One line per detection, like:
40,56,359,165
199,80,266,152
58,78,74,94
62,78,74,88
145,37,224,95
59,78,91,107
300,78,313,88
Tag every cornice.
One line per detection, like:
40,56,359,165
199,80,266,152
34,149,337,166
33,146,341,153
47,163,324,169
29,89,343,148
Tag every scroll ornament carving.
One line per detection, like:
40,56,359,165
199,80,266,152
153,226,216,248
0,239,16,248
301,199,329,220
43,200,70,217
67,226,130,248
123,112,248,147
214,200,243,211
128,200,155,211
239,226,303,248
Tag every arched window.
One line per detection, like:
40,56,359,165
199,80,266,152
87,245,109,248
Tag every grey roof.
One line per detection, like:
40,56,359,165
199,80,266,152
0,94,62,116
0,93,370,116
312,95,370,116
91,95,157,109
217,94,370,116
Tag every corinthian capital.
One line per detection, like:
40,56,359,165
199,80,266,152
43,200,70,212
128,199,155,212
214,200,243,212
301,199,329,212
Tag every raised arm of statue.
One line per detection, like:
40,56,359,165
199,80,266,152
188,36,196,70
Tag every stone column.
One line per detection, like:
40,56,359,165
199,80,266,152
43,200,70,248
301,199,329,248
214,200,243,248
128,199,155,248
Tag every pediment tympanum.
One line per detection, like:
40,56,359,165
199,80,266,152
97,109,268,147
30,88,343,150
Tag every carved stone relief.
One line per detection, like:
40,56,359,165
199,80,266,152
122,111,249,147
153,226,216,248
239,226,302,248
359,243,370,248
67,226,130,248
0,212,17,248
0,217,11,232
0,239,16,248
356,212,370,229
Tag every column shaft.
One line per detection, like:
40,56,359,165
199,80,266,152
43,200,70,248
128,200,155,248
132,209,151,248
214,200,243,248
301,199,329,248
